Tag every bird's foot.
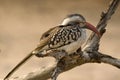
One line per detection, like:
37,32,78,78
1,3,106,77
48,49,67,60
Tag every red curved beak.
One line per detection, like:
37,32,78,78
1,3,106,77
85,22,101,37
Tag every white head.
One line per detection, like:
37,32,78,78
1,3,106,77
61,14,86,26
61,14,101,37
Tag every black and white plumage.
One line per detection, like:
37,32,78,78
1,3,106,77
41,24,86,54
4,13,100,80
33,14,100,54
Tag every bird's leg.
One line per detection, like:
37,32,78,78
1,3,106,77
52,50,67,60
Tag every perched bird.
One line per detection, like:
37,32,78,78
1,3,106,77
4,13,100,80
33,14,100,55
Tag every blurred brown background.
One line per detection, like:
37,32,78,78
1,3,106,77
0,0,120,80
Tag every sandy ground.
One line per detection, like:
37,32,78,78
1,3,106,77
0,0,120,80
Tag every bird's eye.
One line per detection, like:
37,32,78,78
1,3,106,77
80,22,85,27
59,25,64,27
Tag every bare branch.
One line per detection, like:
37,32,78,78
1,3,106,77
9,51,120,80
11,63,57,80
84,0,120,52
98,52,120,68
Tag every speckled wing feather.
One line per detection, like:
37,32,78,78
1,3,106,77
48,24,82,49
35,24,82,53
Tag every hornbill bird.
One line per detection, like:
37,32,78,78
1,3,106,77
4,13,100,80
